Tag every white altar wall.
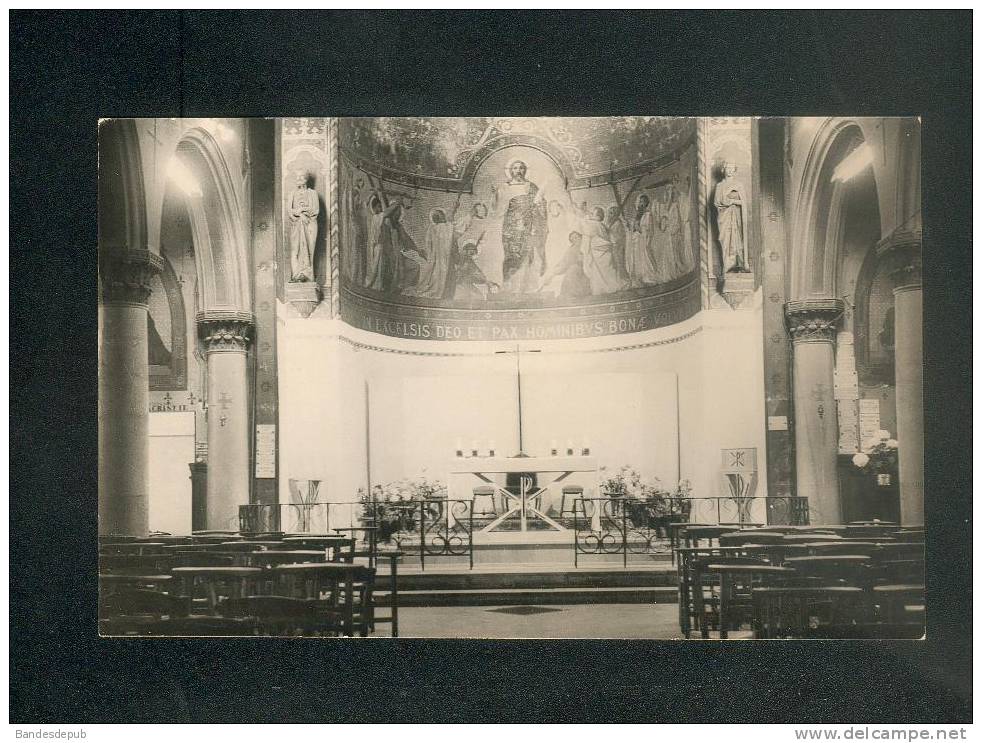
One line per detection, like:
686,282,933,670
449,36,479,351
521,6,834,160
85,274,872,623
366,369,678,499
277,301,768,512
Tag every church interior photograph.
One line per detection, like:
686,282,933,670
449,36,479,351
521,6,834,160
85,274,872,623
97,115,924,639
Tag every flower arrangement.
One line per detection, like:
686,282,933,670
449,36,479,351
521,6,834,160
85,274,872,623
358,475,448,542
852,429,899,485
600,465,676,519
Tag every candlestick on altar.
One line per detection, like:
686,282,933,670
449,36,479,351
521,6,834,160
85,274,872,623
455,438,463,457
566,439,574,456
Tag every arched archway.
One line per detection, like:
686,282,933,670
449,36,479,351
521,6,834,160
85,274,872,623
158,126,255,530
98,119,148,253
163,127,251,312
786,119,885,524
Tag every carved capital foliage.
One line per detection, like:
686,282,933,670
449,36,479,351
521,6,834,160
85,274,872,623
196,310,255,353
785,298,844,344
876,228,922,292
99,248,164,306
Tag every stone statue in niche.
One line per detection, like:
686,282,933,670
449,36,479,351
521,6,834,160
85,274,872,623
713,162,750,274
288,172,319,282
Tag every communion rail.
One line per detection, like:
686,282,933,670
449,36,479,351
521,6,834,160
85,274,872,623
572,495,810,567
239,499,474,569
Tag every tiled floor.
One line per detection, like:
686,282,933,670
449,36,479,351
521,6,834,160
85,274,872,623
377,603,685,639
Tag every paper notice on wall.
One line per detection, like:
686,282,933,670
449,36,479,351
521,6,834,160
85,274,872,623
837,400,859,453
767,416,789,431
858,398,881,446
255,424,276,478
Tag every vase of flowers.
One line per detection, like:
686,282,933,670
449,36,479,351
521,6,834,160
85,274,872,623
852,429,899,487
599,465,672,528
358,475,448,543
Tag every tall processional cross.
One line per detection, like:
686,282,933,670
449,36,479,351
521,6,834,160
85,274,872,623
494,344,541,456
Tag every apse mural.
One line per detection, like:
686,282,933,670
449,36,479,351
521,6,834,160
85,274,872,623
338,117,701,341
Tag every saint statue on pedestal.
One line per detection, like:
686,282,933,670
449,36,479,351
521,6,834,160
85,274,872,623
713,162,750,273
288,172,319,282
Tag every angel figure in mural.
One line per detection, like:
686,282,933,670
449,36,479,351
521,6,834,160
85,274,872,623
604,204,630,284
537,230,592,301
413,206,458,300
567,197,626,295
664,181,695,280
625,193,664,287
363,190,418,294
713,162,750,273
288,172,319,282
490,159,549,293
451,233,499,301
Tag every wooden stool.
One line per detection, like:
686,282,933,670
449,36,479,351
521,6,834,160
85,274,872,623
559,485,585,522
472,485,498,517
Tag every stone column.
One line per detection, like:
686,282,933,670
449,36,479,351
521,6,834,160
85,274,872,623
878,231,924,526
786,298,845,524
99,248,164,536
197,310,255,530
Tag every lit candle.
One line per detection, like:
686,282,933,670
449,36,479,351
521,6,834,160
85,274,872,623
566,439,574,456
471,440,479,457
455,438,463,457
489,439,496,457
550,440,558,456
582,438,591,456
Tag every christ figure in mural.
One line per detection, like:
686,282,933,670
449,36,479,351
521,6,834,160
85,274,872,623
490,159,549,294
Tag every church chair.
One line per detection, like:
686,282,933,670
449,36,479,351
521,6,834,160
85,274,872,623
99,553,173,574
99,588,189,635
751,586,867,639
783,555,877,593
273,563,376,636
143,615,256,637
172,551,236,568
688,556,771,635
873,542,925,561
99,573,174,593
705,563,796,638
803,541,880,556
869,584,925,636
371,550,402,637
719,531,785,546
675,546,750,637
219,596,324,636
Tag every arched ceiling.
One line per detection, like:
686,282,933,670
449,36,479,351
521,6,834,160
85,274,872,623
340,116,696,191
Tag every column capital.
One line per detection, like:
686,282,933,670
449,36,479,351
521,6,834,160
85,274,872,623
876,228,922,292
196,310,255,353
98,248,164,306
785,298,844,344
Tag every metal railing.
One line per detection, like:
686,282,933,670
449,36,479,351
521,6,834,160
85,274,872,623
239,499,474,569
239,503,331,534
572,496,810,567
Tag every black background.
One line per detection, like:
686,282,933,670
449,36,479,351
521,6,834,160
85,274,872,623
9,10,972,723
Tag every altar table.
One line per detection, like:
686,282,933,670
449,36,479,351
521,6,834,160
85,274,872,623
448,455,598,533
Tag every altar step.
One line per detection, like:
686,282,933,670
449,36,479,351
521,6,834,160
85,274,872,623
374,564,679,607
